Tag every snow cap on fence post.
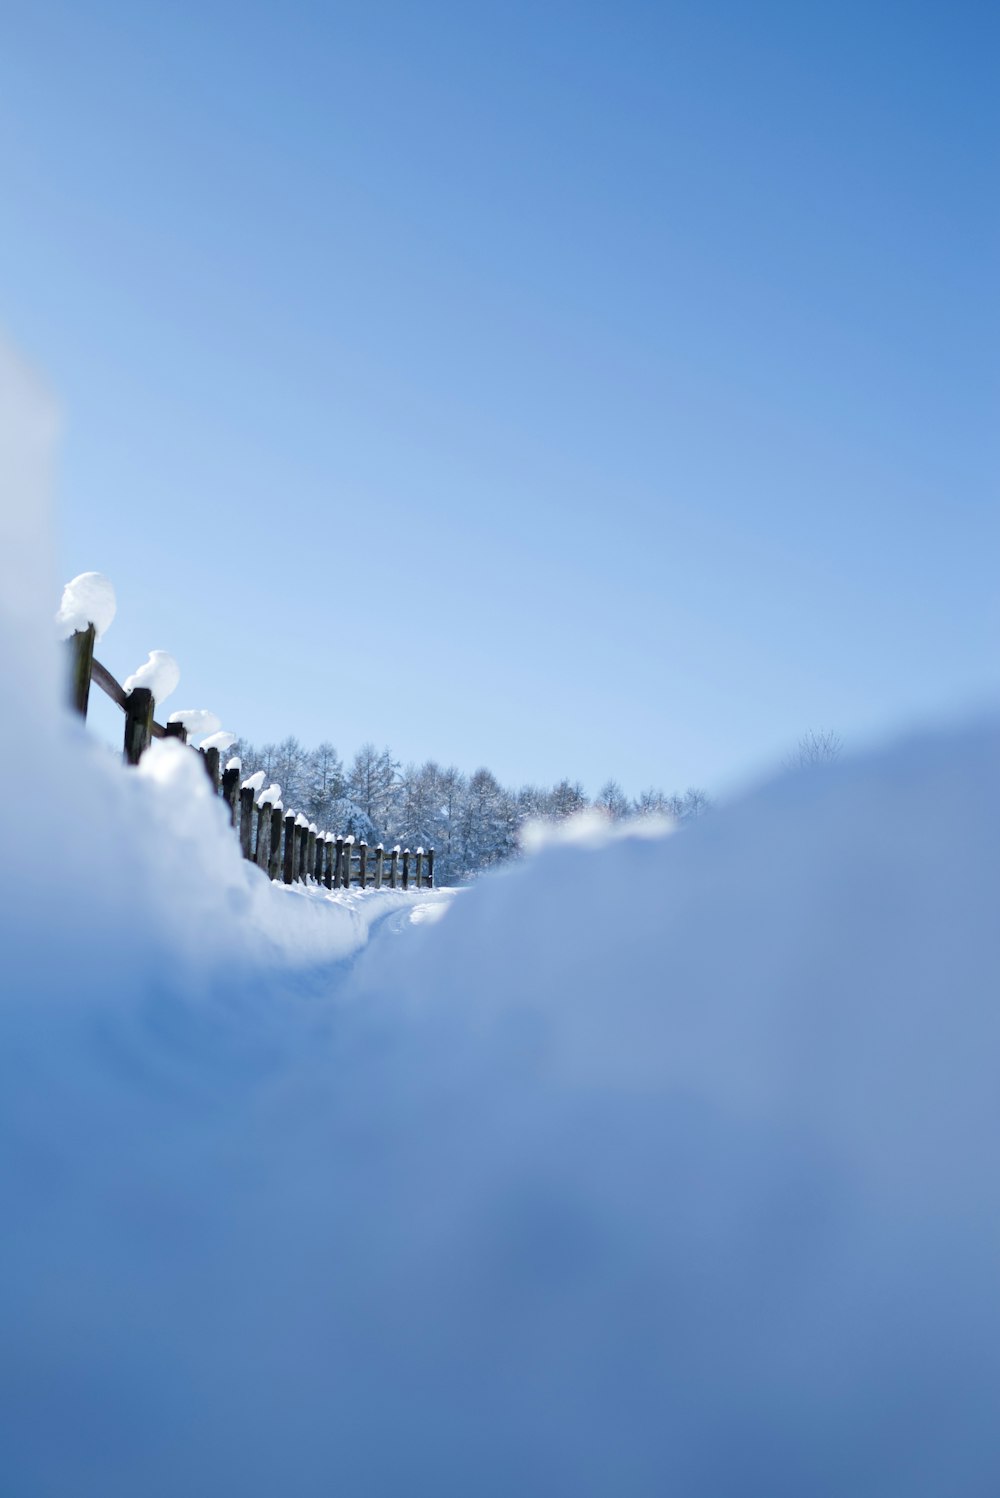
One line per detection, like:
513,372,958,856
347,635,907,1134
200,730,237,752
55,573,117,641
168,709,221,740
123,650,180,707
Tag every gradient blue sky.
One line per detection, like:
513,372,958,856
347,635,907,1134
2,0,997,796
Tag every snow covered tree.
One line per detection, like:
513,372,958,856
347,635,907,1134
595,779,631,820
633,787,671,817
348,743,399,832
458,768,517,876
269,737,309,810
546,779,589,820
303,742,344,826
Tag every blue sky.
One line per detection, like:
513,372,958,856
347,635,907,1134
3,0,997,796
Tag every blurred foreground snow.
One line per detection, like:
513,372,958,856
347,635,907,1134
2,344,999,1495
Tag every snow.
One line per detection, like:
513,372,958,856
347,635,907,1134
225,755,242,772
257,782,282,808
295,812,309,828
2,344,1000,1494
55,570,117,640
201,729,237,752
123,648,180,705
241,769,267,793
167,708,221,738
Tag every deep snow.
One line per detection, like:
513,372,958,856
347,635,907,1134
2,342,1000,1496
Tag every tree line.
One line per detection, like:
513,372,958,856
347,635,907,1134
229,737,711,885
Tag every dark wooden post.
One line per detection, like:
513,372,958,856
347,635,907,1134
123,686,154,766
164,721,187,744
389,847,399,889
306,827,317,882
239,785,255,860
201,746,221,793
358,841,368,889
414,848,424,889
323,836,334,890
426,848,435,888
221,764,240,827
269,806,284,880
283,812,296,885
402,848,410,890
374,844,384,888
68,624,96,719
334,836,345,889
254,797,270,870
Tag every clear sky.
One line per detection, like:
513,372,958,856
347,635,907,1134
2,0,997,797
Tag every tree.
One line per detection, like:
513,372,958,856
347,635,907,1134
546,780,589,820
790,729,843,768
269,737,309,809
347,743,399,831
304,742,344,826
633,787,670,817
595,779,631,820
458,768,517,876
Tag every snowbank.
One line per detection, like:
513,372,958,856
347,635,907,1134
2,342,999,1495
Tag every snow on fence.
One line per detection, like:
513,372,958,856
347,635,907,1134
63,609,434,893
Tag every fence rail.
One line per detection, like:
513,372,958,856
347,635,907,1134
66,625,434,891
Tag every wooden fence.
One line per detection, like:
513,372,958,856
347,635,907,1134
66,624,434,891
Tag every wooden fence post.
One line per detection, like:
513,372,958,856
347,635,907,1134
201,746,221,793
239,785,255,859
123,686,154,765
221,764,240,827
374,844,384,889
414,848,424,889
306,827,317,882
164,721,187,744
68,624,96,719
358,841,368,889
334,836,345,888
296,821,308,883
426,848,435,888
269,806,284,881
323,835,334,890
283,812,296,884
254,797,270,870
402,848,410,890
389,847,399,889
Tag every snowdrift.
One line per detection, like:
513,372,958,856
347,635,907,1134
2,342,999,1495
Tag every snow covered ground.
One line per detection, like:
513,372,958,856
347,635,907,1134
3,343,1000,1495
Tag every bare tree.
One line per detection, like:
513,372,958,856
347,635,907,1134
789,729,844,768
595,779,631,820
